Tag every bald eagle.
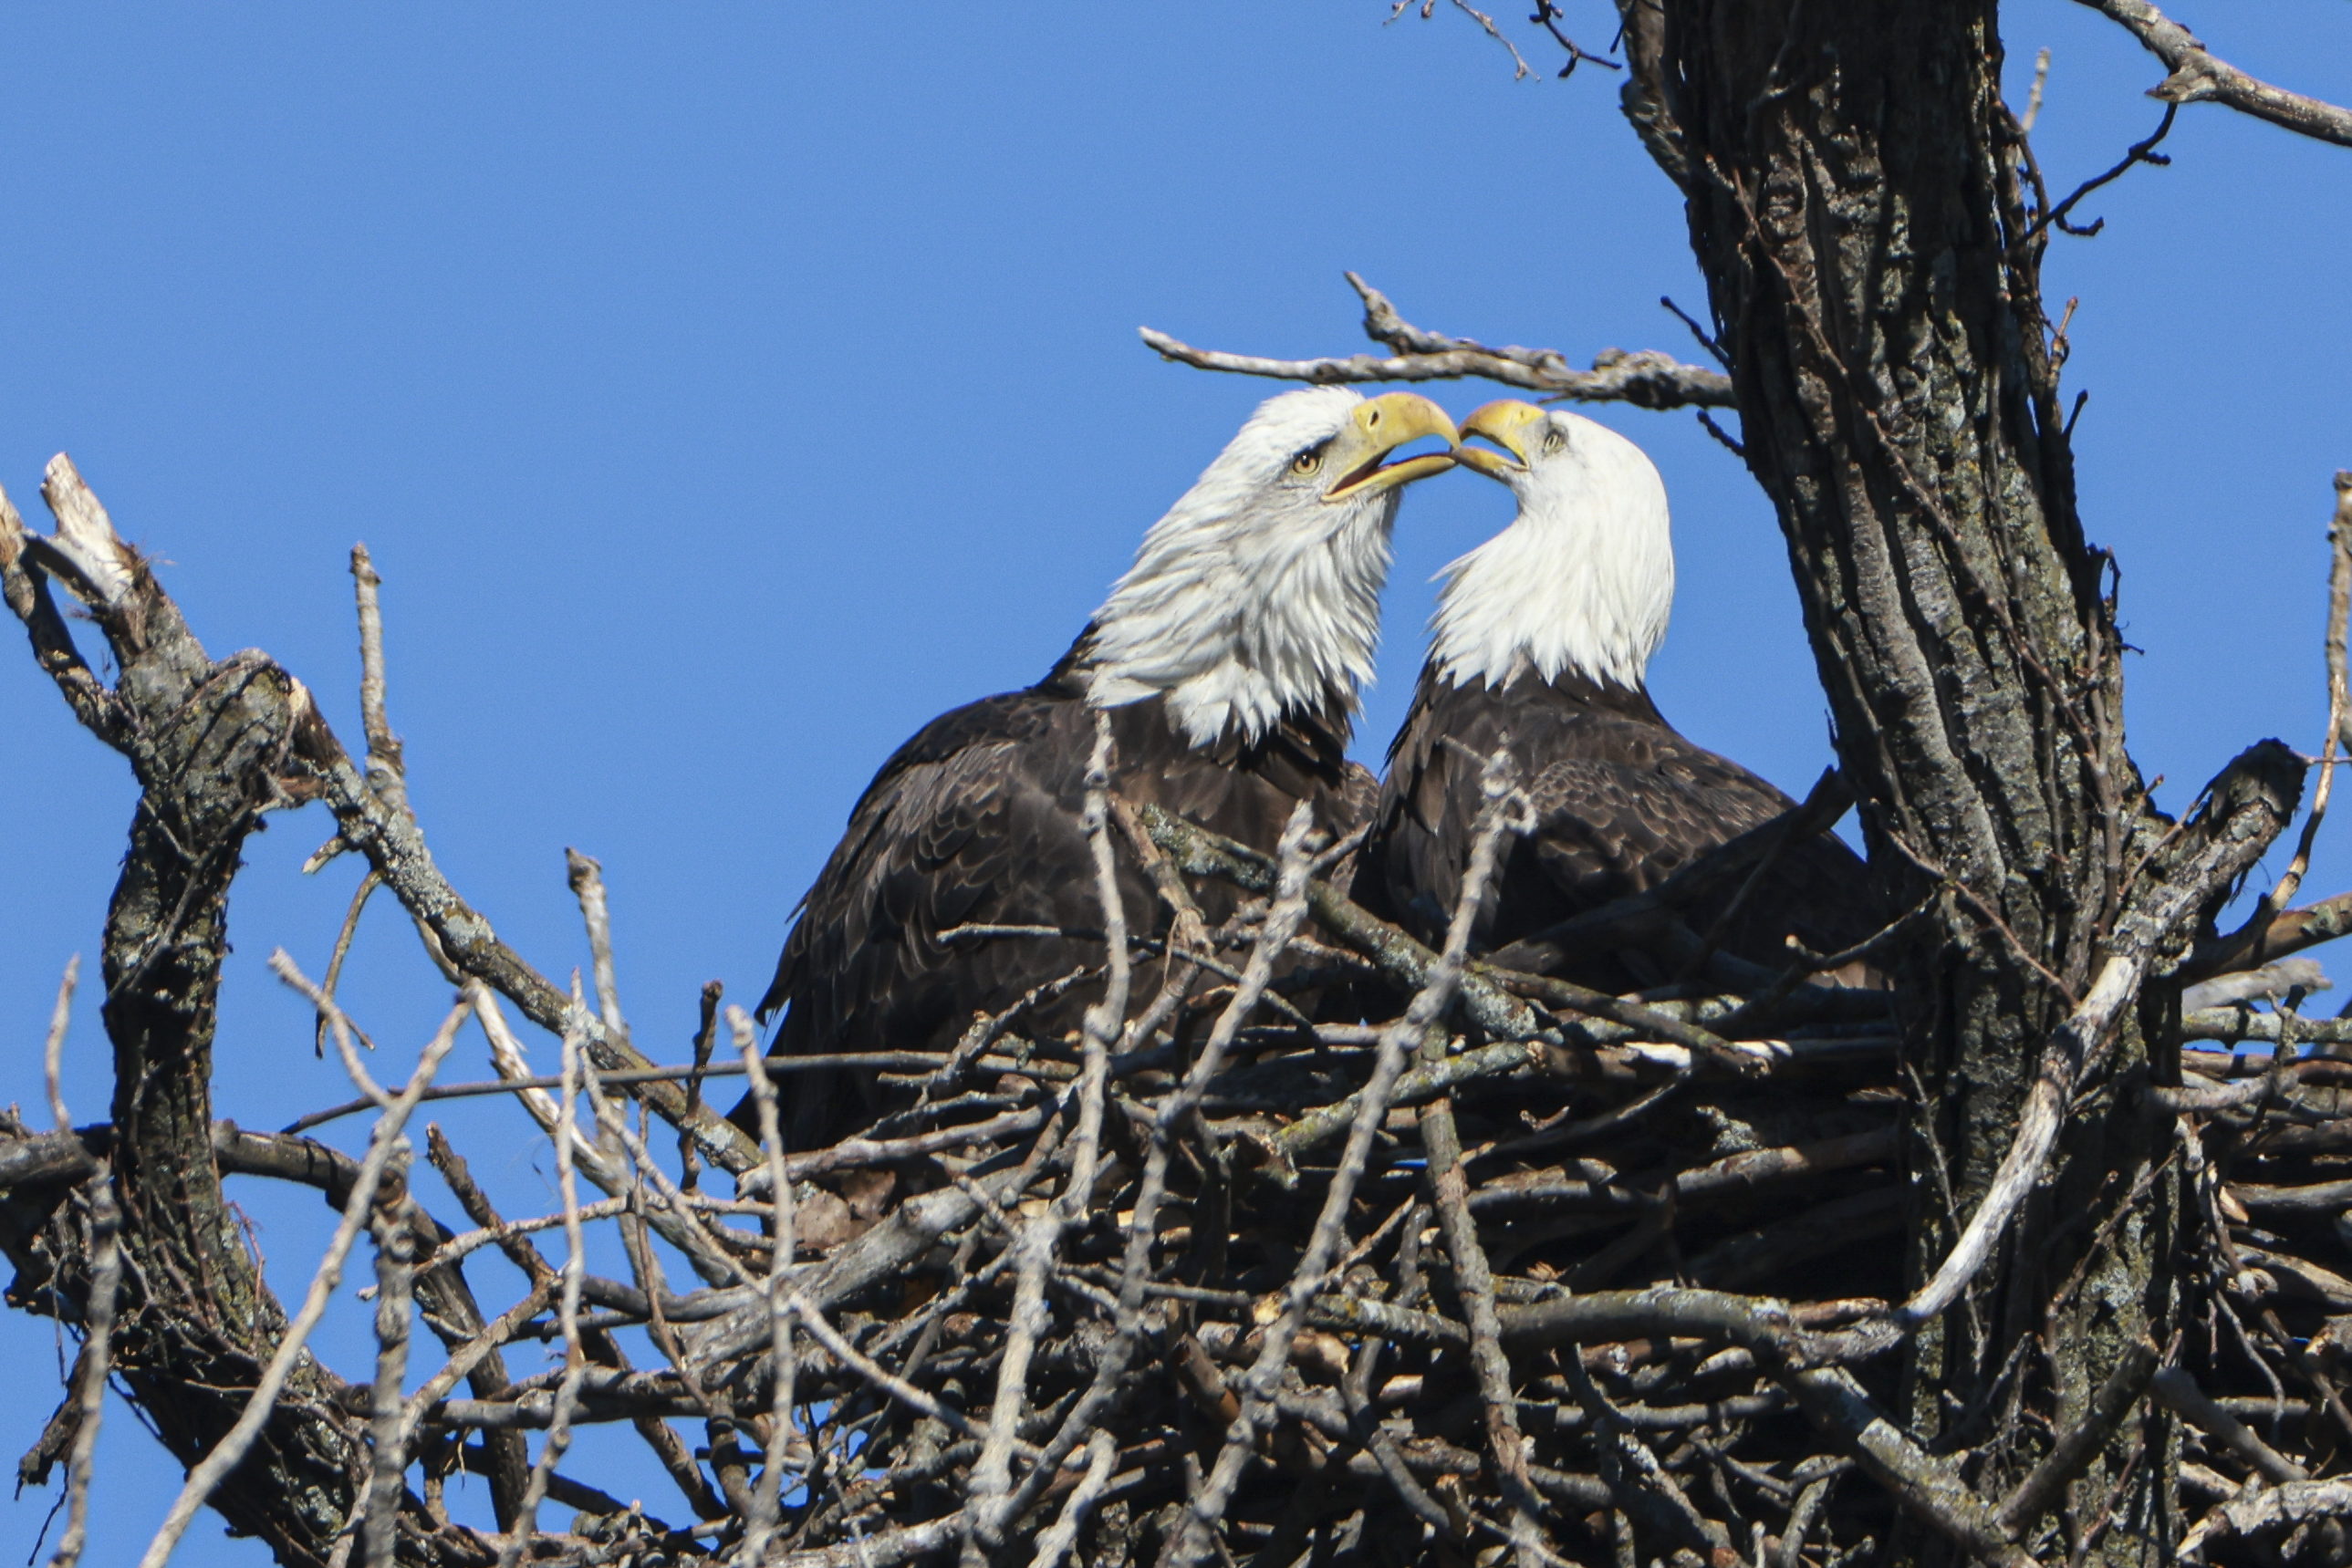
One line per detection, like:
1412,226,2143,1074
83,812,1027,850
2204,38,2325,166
1362,400,1877,992
749,387,1458,1149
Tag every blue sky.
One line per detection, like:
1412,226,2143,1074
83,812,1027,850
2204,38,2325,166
0,4,2347,1561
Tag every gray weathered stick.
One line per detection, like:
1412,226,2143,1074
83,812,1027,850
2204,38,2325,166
48,1164,120,1568
493,1013,594,1568
2070,0,2352,147
732,1005,800,1568
1142,273,1733,409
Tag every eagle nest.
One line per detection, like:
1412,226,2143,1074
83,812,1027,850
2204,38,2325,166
256,769,2337,1568
5,460,2351,1568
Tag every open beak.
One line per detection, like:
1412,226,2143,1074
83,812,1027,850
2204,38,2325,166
1322,391,1460,500
1453,399,1546,482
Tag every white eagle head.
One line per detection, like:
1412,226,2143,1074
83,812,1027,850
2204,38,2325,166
1431,400,1675,693
1082,385,1457,748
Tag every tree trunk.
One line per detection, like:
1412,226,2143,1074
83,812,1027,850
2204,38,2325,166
1627,3,2191,1559
79,586,364,1561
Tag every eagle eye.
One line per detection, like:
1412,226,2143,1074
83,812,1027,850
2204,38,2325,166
1541,427,1567,455
1290,442,1329,476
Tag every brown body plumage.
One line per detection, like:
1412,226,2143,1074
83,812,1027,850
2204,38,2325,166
751,649,1368,1150
1362,400,1877,992
1364,664,1876,990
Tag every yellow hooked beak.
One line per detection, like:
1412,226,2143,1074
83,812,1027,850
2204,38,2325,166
1453,399,1547,482
1321,391,1460,500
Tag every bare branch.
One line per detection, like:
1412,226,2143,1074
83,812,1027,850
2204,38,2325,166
2210,472,2352,963
474,981,738,1284
1417,757,1552,1565
47,1166,120,1568
1172,767,1525,1567
1141,274,1733,410
1444,0,1535,80
2150,1365,2306,1485
966,713,1129,1552
1995,1336,2159,1533
1526,0,1620,78
2180,1479,2352,1559
1024,1428,1114,1568
361,1157,420,1568
40,956,78,1134
283,660,764,1172
316,869,382,1056
566,849,628,1037
730,1006,799,1567
493,1015,593,1568
2070,0,2352,148
349,542,410,820
280,1049,956,1137
2021,103,2176,244
2020,47,2051,135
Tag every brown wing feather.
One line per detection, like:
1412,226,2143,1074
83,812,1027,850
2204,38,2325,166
748,666,1367,1151
1365,665,1877,985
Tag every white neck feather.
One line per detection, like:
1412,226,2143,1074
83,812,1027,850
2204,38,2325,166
1081,388,1398,749
1429,412,1674,692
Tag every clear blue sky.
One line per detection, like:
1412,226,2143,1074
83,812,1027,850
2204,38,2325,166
0,5,2346,1561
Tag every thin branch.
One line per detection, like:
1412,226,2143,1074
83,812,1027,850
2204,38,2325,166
1417,757,1551,1565
1023,1429,1114,1568
2069,0,2352,148
1171,763,1525,1567
350,542,410,820
2151,1365,2306,1488
732,1006,800,1568
40,956,78,1135
493,1015,593,1567
1443,0,1536,79
1527,0,1621,77
1141,273,1733,410
397,1278,557,1457
316,870,383,1056
991,803,1319,1533
681,980,723,1192
1994,1336,2159,1533
47,1165,120,1568
2020,103,2176,245
566,849,627,1037
283,668,764,1173
473,982,736,1284
2269,470,2352,913
278,1051,954,1137
361,1151,420,1568
2020,47,2052,135
965,713,1129,1552
1558,1350,1727,1558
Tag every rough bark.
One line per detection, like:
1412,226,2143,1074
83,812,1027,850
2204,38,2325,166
1623,4,2239,1561
3,470,367,1564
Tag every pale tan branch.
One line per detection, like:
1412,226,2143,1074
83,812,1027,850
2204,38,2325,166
1141,274,1733,410
2070,0,2352,147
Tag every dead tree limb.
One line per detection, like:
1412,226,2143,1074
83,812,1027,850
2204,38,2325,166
2069,0,2352,147
1141,273,1734,409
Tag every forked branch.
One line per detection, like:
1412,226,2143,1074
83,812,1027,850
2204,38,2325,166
1142,273,1733,410
2070,0,2352,148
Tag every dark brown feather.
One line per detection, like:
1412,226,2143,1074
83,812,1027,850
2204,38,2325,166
745,648,1364,1151
1362,665,1878,990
